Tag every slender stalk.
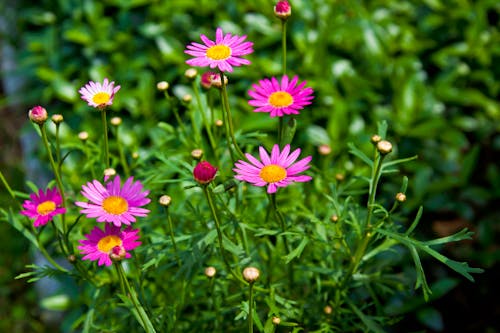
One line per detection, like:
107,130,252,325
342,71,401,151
0,170,16,199
193,81,219,163
165,207,180,266
278,19,288,145
100,109,110,168
219,89,236,162
114,125,130,177
219,71,245,160
35,231,68,273
39,124,68,242
115,262,157,333
269,193,293,287
248,283,255,333
54,122,61,170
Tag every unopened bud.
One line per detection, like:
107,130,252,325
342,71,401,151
274,1,292,20
78,131,89,141
159,195,172,207
182,94,192,103
110,245,126,262
132,152,139,159
376,140,393,155
193,161,217,185
330,215,338,223
191,148,204,160
110,116,122,126
243,267,260,283
201,72,215,89
215,119,223,127
371,134,382,144
324,305,333,315
272,316,281,325
204,266,217,278
157,81,169,91
29,106,48,125
318,144,332,156
210,73,228,88
103,168,116,182
184,68,198,80
335,173,345,181
396,192,406,202
67,254,76,263
51,114,64,124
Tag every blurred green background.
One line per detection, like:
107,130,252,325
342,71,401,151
1,0,499,331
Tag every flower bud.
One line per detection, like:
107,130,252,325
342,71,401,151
243,266,260,283
104,168,116,182
159,195,172,207
157,81,169,91
201,72,215,89
110,116,122,126
204,266,217,278
376,140,393,155
132,151,139,159
272,316,281,325
51,114,64,124
210,73,228,88
184,68,198,80
191,148,204,160
330,214,338,223
78,131,89,141
110,245,127,262
193,161,217,184
318,144,332,156
29,105,48,125
324,305,333,315
182,94,192,103
215,119,223,127
335,173,345,181
274,1,291,20
370,134,382,144
396,192,406,202
67,254,77,263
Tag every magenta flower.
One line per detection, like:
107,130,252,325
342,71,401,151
233,144,312,193
20,187,66,227
274,1,292,19
185,27,254,73
75,175,150,227
193,161,218,185
78,78,121,109
78,224,141,266
28,105,48,125
248,75,314,118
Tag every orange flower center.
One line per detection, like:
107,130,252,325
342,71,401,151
92,92,111,105
36,200,56,215
259,164,287,183
269,91,293,107
102,196,128,215
206,45,231,60
97,235,122,253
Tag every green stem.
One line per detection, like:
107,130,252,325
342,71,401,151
39,124,68,249
35,232,69,273
165,207,180,266
54,123,61,170
100,109,110,168
0,170,16,199
340,150,385,289
193,81,219,162
219,71,245,160
269,193,293,287
115,126,130,177
115,262,157,333
248,283,254,333
281,20,287,75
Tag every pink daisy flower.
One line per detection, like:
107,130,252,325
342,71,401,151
20,187,66,227
248,75,314,118
78,224,141,266
185,27,254,73
233,144,312,193
78,78,121,109
75,175,150,227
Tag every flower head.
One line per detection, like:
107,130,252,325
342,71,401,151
185,27,253,73
274,1,292,20
233,144,312,193
79,78,121,109
193,161,218,185
75,175,150,227
78,224,141,266
20,187,66,227
28,106,48,125
200,71,215,89
248,75,314,118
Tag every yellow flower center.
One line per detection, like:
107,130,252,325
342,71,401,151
36,200,56,215
259,164,287,183
92,92,111,105
97,235,122,253
269,91,293,107
206,45,231,60
102,196,128,215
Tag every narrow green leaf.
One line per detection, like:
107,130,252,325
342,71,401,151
348,142,373,167
347,299,386,333
283,237,309,264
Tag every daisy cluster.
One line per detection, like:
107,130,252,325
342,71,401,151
185,26,314,193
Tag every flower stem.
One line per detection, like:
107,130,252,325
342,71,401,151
35,231,69,273
0,169,16,200
269,193,293,287
278,20,288,144
114,125,130,177
248,282,255,333
100,109,110,168
115,262,157,333
39,124,68,247
165,207,180,266
193,80,219,163
219,71,245,160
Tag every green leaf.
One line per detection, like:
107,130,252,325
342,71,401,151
347,299,386,333
283,237,309,264
40,294,70,311
348,142,373,167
